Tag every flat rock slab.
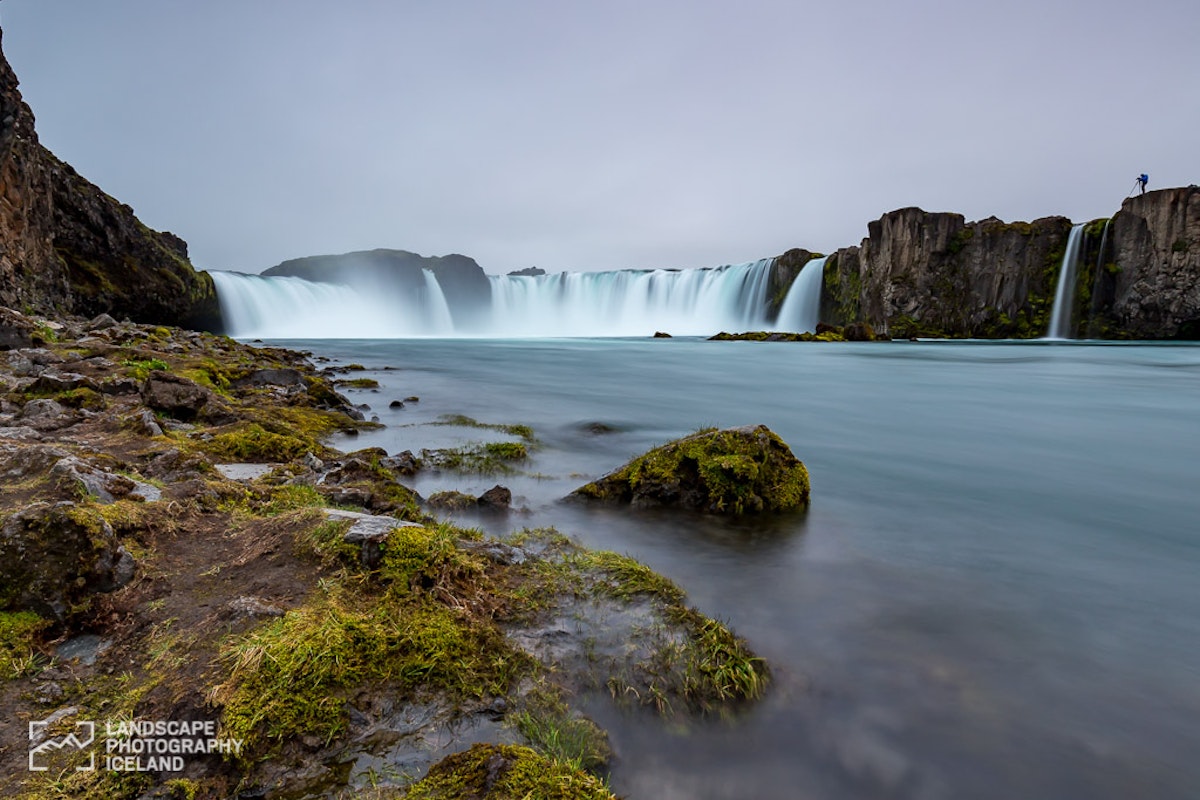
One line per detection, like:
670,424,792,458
322,508,422,544
214,463,275,480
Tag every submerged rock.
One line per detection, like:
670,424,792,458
572,424,810,514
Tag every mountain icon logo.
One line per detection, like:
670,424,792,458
28,719,95,772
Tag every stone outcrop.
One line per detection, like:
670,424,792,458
0,29,219,329
263,248,492,329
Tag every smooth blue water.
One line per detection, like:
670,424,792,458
278,337,1200,799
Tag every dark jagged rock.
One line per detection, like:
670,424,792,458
263,248,492,328
141,372,213,420
0,30,220,329
506,266,546,276
477,484,512,510
572,424,809,514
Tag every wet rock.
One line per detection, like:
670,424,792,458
844,322,878,341
653,331,673,338
427,491,477,511
324,508,423,569
380,450,419,476
17,398,79,431
389,400,404,408
0,442,69,480
141,372,212,420
0,501,135,621
477,485,512,510
51,455,136,503
404,396,420,403
572,424,810,514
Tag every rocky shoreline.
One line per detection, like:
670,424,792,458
1,308,781,799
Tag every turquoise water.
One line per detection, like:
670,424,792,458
279,337,1200,799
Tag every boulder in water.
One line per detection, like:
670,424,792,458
571,424,809,514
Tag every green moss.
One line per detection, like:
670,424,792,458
433,414,537,442
947,226,974,255
1172,239,1189,253
509,682,610,772
121,357,170,381
579,426,808,514
336,377,381,389
219,586,524,758
823,255,860,325
199,423,313,463
401,743,615,800
0,610,48,679
56,387,107,411
421,441,529,473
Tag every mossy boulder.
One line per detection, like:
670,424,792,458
401,742,616,800
571,424,809,514
0,501,134,622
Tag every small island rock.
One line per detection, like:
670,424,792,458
571,424,809,514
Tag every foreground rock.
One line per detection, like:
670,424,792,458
572,424,810,514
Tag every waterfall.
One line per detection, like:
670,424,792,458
1085,220,1112,339
1046,224,1086,339
210,271,441,338
210,258,777,338
773,256,828,333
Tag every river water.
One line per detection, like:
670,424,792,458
269,336,1200,800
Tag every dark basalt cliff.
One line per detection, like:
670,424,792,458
264,248,492,327
798,186,1200,339
0,29,219,329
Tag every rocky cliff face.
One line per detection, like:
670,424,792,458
1107,187,1200,338
0,29,219,330
794,187,1200,339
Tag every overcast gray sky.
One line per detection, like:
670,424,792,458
2,1,1197,275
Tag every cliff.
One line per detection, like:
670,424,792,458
264,248,492,327
801,186,1200,339
0,29,219,329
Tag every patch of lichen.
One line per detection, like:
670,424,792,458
401,743,616,800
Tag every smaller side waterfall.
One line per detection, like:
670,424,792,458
1047,224,1086,339
773,256,829,333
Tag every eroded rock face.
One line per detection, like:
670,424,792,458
572,424,810,514
0,31,220,328
0,501,134,621
1109,187,1200,338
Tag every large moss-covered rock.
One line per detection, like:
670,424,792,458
572,424,809,514
0,501,133,622
401,743,616,800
